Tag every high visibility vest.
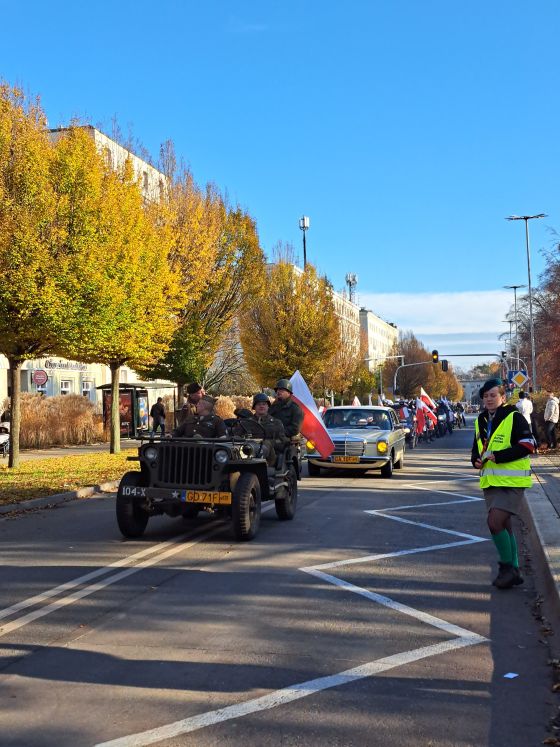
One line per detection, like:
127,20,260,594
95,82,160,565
475,412,532,489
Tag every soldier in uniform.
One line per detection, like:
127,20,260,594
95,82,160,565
269,378,304,438
173,395,226,438
234,393,288,466
179,382,205,426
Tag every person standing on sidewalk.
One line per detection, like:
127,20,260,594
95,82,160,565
544,391,559,450
150,397,166,435
471,378,535,590
515,391,533,426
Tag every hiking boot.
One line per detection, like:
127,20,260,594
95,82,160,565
493,563,517,589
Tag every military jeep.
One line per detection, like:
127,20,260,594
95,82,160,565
116,430,299,541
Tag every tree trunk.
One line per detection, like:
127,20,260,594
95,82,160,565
110,362,120,454
7,358,21,468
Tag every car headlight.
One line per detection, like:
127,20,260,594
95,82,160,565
377,441,388,454
144,446,158,461
215,449,229,464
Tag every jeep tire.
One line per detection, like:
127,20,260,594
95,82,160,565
275,465,298,520
232,472,261,541
116,471,149,538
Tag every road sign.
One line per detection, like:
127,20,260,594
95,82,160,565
32,369,48,387
508,370,528,388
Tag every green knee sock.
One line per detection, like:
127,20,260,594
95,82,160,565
508,531,519,568
492,529,513,564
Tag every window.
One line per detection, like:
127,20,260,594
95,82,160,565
60,380,72,396
143,171,149,193
82,381,92,398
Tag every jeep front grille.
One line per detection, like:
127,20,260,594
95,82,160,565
332,440,365,456
157,444,214,487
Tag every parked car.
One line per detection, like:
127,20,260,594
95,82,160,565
306,406,406,478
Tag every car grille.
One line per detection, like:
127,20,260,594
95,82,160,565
332,440,365,456
157,444,214,487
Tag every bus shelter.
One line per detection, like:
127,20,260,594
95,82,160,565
96,382,176,438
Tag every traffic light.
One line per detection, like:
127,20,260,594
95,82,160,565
441,360,449,372
501,351,507,360
432,350,439,364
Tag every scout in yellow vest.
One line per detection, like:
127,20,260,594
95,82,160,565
471,378,535,589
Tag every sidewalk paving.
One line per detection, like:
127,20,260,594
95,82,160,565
13,439,139,462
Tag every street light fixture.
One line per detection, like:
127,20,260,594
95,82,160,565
506,214,547,390
299,215,310,268
503,284,526,371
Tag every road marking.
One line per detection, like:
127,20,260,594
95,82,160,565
94,637,482,747
93,479,489,747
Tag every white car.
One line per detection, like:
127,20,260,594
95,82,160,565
306,406,406,478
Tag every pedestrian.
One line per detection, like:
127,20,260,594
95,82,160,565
515,390,533,427
544,391,559,450
149,397,166,435
471,378,535,589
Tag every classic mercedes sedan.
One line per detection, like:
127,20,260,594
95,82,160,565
306,406,407,478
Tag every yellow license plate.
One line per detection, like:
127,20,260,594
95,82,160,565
186,490,232,505
332,456,360,463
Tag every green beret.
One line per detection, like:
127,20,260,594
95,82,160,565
479,378,503,398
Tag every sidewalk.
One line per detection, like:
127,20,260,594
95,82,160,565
523,448,560,620
14,439,139,462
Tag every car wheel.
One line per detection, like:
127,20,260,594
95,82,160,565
275,465,298,520
380,453,394,478
307,460,322,477
232,472,261,541
116,472,149,538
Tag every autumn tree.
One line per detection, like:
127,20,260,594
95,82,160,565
52,127,180,453
138,166,265,398
239,261,339,386
0,85,65,466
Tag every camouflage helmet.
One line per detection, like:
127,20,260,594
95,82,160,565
252,392,270,408
274,378,293,393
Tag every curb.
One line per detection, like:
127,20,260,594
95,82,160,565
0,480,119,515
522,481,560,619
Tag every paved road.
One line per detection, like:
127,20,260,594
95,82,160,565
0,426,553,746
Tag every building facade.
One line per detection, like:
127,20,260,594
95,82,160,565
359,308,399,369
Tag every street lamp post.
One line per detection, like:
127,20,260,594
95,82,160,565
504,284,526,371
506,214,546,390
299,215,310,268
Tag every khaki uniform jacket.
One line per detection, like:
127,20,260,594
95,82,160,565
173,414,227,439
269,398,304,438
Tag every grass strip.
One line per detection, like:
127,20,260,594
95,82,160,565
0,451,139,505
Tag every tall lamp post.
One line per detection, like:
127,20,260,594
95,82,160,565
506,214,546,390
503,284,526,371
299,215,310,268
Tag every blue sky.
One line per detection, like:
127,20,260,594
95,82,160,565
1,1,558,369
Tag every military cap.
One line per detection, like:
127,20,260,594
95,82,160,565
186,382,203,394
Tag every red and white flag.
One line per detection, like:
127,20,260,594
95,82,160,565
352,396,361,406
416,396,437,424
289,371,335,458
420,386,437,410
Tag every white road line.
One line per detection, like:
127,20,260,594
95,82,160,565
300,539,481,572
92,477,489,747
0,505,277,638
93,637,485,747
303,568,484,639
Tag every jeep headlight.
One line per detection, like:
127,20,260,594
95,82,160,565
240,443,254,458
214,449,229,464
377,441,388,454
145,446,158,461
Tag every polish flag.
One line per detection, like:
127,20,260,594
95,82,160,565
289,370,335,458
416,396,437,424
420,386,437,410
415,404,426,434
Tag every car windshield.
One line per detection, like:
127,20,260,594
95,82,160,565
323,409,391,430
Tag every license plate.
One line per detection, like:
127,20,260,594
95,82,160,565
184,490,231,505
332,456,360,463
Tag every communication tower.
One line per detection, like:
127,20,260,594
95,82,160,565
345,273,358,304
